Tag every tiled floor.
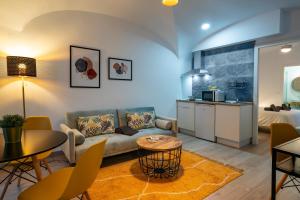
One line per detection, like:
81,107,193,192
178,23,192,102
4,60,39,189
0,132,298,200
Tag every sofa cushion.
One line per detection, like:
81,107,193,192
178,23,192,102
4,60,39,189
75,128,174,159
127,111,156,130
127,113,145,130
66,109,118,129
155,119,172,130
77,114,115,137
118,107,155,127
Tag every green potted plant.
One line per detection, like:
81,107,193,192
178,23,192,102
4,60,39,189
0,115,24,143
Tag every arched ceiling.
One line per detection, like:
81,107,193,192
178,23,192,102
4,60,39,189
0,0,178,53
174,0,300,49
1,0,300,56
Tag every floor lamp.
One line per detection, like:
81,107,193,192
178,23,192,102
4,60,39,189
6,56,37,118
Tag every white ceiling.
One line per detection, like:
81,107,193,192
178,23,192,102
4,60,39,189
1,0,300,54
174,0,300,49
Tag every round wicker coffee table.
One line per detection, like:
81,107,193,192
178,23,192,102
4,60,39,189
136,135,182,178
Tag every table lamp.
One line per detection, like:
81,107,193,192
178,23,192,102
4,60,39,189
7,56,37,118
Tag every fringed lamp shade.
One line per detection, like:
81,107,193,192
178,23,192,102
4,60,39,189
7,56,36,77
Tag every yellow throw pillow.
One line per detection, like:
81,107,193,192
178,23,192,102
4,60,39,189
77,114,115,138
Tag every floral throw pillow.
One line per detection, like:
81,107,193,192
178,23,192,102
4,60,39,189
142,112,156,128
77,114,115,138
127,111,155,130
127,113,145,130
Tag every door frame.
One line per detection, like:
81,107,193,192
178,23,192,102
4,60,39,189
252,38,300,144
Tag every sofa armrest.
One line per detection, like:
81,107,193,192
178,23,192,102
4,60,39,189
156,115,177,134
60,123,76,164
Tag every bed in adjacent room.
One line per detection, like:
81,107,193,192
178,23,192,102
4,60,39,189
258,108,300,129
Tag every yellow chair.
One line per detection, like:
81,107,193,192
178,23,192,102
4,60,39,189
15,116,54,186
22,116,53,173
18,139,107,200
270,123,300,194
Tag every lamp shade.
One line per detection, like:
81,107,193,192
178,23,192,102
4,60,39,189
162,0,179,7
7,56,36,77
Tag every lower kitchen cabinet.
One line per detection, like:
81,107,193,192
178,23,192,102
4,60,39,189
195,104,215,142
215,104,253,148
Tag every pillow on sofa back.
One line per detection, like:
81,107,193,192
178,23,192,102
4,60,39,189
126,111,155,130
77,114,115,138
118,107,155,127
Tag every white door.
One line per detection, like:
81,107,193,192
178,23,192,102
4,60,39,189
195,104,215,142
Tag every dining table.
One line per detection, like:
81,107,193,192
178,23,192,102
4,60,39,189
0,130,67,200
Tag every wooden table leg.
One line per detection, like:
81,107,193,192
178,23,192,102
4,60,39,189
32,156,42,181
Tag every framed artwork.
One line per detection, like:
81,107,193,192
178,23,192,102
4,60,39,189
108,57,132,81
70,45,101,88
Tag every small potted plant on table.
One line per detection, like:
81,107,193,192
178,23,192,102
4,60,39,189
0,115,24,143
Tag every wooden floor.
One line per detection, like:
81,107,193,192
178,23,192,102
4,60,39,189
0,132,299,200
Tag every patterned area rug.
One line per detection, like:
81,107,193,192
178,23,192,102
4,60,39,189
89,151,242,200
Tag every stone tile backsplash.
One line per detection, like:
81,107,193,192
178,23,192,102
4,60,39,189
192,42,255,102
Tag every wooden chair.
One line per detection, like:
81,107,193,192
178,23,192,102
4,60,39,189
18,139,107,200
270,123,300,194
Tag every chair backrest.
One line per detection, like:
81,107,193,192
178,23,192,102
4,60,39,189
270,123,299,161
23,116,52,130
61,139,107,199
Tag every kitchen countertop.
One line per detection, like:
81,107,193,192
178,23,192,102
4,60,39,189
177,99,253,106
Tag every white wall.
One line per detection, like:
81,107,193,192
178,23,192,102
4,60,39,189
0,11,181,129
259,41,300,107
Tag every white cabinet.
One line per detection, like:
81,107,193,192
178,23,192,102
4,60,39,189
195,104,215,142
215,105,253,148
177,102,195,132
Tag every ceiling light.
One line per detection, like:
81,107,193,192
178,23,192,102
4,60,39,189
162,0,179,7
201,23,210,30
281,45,292,53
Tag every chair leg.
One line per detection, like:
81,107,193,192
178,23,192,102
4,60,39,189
276,174,288,193
0,166,18,200
83,191,91,200
17,171,23,186
42,159,52,174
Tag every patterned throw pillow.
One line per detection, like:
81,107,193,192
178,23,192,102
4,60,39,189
126,111,155,130
142,112,155,128
127,113,145,130
77,114,115,138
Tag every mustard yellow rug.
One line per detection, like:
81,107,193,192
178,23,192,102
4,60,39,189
89,151,242,200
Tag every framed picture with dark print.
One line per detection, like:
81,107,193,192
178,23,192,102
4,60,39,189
108,57,132,81
70,45,101,88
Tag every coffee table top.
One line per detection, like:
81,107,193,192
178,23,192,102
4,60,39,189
136,135,182,151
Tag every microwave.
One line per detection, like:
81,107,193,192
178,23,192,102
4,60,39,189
202,90,225,102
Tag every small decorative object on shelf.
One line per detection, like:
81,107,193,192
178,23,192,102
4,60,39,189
0,115,24,143
208,85,218,91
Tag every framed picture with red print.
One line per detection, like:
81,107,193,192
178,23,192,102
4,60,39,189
70,45,101,88
108,57,132,81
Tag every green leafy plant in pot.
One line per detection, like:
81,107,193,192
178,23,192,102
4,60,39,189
0,115,24,143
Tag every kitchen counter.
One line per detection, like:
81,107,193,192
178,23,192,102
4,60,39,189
176,99,253,106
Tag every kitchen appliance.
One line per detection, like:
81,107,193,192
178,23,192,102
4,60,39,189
202,90,225,102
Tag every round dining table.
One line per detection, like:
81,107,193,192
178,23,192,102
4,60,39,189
0,130,67,200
